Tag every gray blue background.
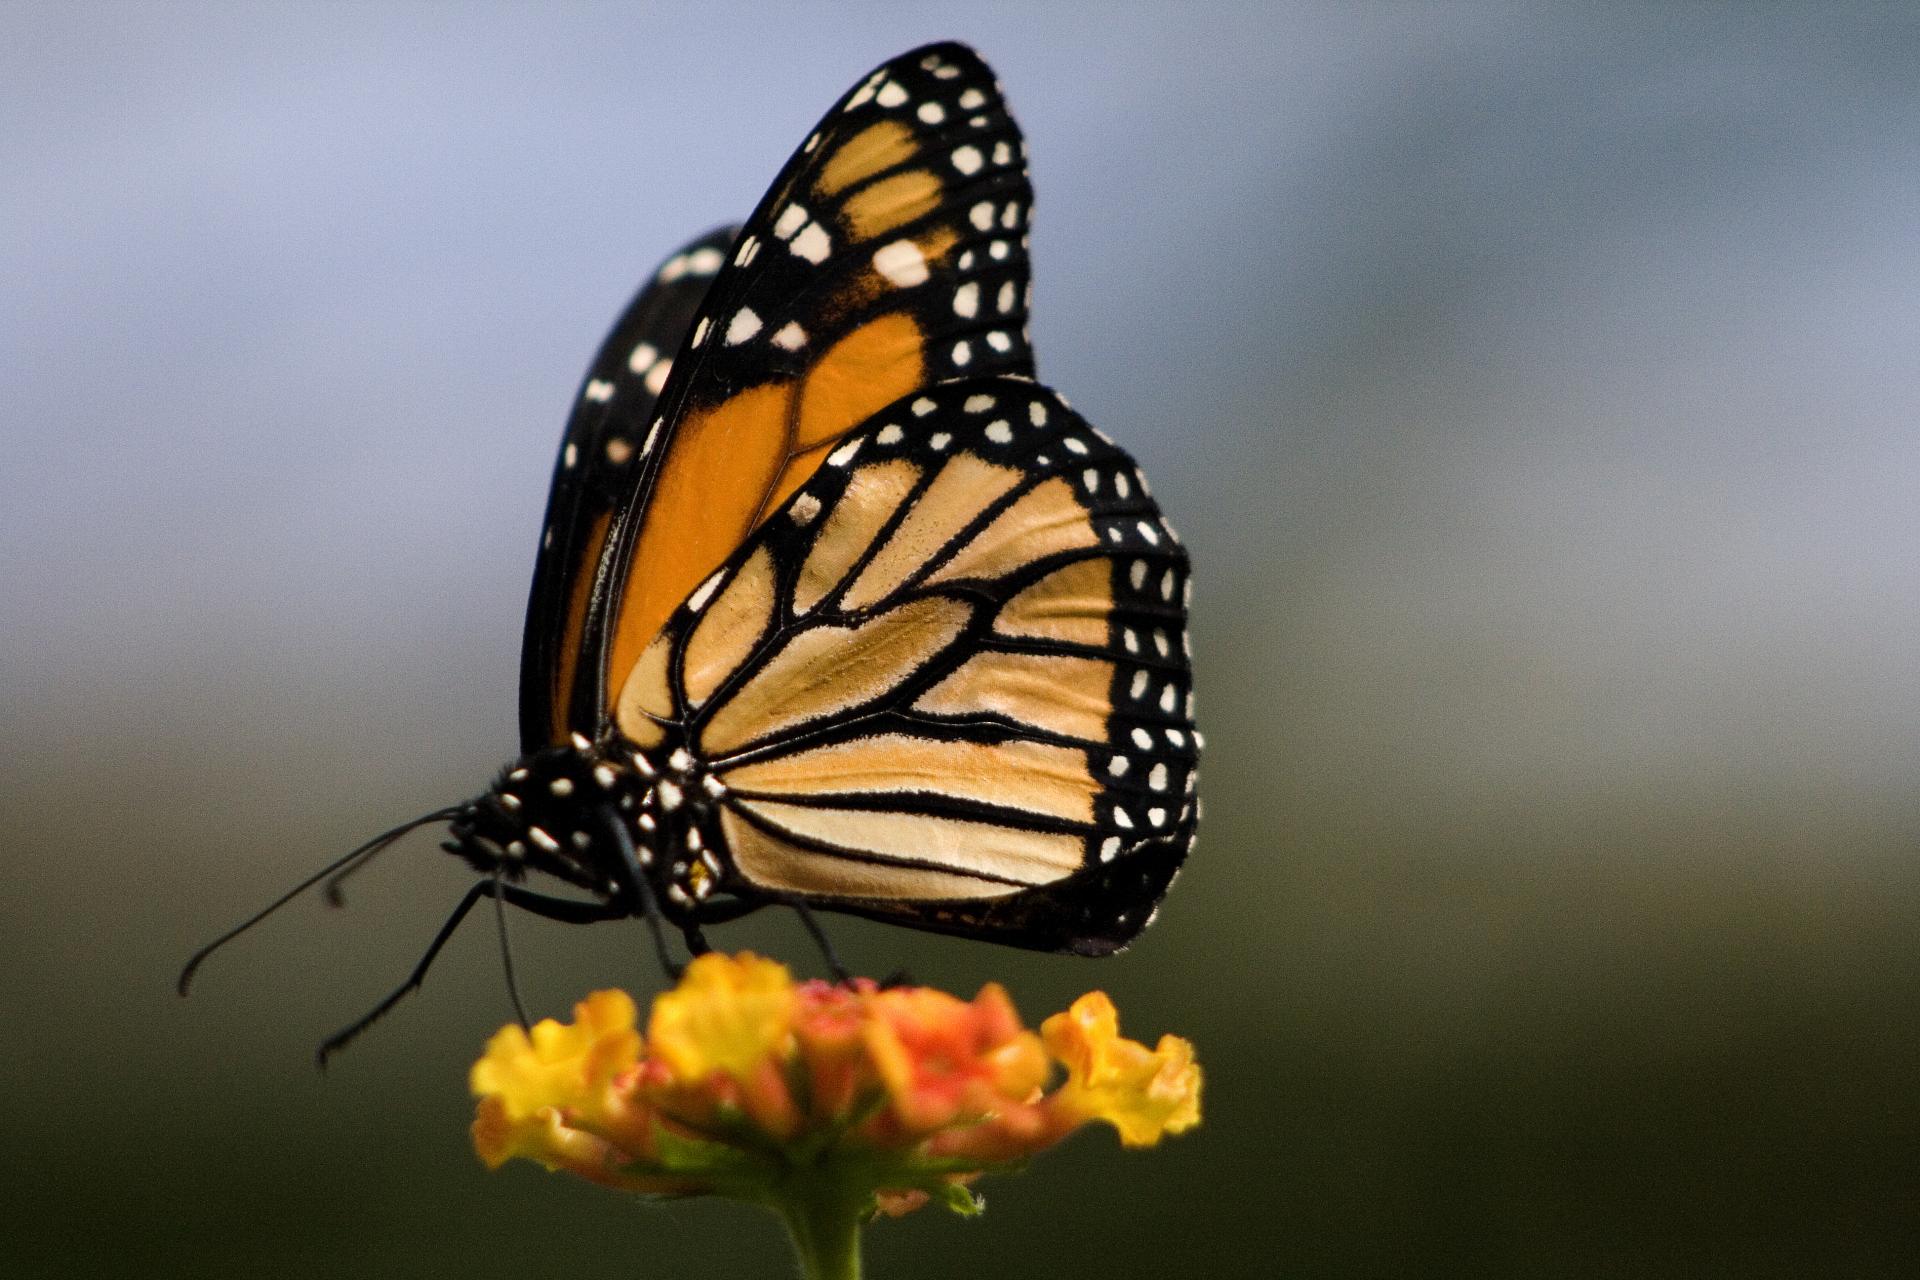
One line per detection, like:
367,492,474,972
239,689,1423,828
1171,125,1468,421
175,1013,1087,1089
4,4,1916,1275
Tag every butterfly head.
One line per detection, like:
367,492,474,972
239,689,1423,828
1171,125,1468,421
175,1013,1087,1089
441,735,635,895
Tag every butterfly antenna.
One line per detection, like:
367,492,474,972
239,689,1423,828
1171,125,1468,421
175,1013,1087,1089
324,805,464,905
178,807,460,996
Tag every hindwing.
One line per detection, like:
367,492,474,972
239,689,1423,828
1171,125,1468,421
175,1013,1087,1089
615,377,1197,953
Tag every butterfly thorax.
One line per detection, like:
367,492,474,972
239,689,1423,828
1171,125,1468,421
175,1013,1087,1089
443,731,731,921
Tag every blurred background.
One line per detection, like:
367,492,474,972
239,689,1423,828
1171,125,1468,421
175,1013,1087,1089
4,3,1916,1276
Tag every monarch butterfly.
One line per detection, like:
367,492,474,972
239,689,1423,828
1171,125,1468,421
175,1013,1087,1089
182,42,1199,1061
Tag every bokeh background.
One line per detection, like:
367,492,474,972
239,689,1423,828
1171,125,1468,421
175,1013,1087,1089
4,3,1916,1276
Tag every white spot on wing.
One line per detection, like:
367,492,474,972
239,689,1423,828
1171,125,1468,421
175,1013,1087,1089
952,281,979,318
687,570,725,613
876,80,908,109
984,420,1012,444
790,493,823,525
772,321,808,351
686,246,723,275
877,424,904,445
828,438,862,467
584,379,614,403
725,308,762,345
791,221,832,264
964,393,996,413
951,145,984,175
627,342,658,373
918,101,946,125
872,239,928,287
773,204,808,239
644,358,672,394
844,75,881,111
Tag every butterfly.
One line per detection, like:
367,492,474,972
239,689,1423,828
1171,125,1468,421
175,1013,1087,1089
181,42,1199,1062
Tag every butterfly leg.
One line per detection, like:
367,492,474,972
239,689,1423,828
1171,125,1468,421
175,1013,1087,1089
598,805,685,981
788,900,852,984
315,880,622,1068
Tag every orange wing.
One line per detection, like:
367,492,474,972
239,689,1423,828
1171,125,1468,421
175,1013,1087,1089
564,43,1039,736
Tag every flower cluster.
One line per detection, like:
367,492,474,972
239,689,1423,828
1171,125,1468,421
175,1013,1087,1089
470,953,1201,1221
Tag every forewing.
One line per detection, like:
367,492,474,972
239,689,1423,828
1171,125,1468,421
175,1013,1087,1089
519,225,738,751
615,377,1197,954
584,42,1039,729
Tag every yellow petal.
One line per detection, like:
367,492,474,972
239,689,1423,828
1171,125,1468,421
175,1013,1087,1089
1041,992,1202,1147
646,952,797,1085
471,1096,616,1173
470,989,641,1123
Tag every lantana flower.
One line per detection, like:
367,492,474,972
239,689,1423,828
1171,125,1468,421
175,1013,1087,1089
470,952,1201,1279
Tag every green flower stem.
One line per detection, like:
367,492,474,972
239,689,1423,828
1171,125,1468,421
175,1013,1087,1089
769,1169,866,1280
